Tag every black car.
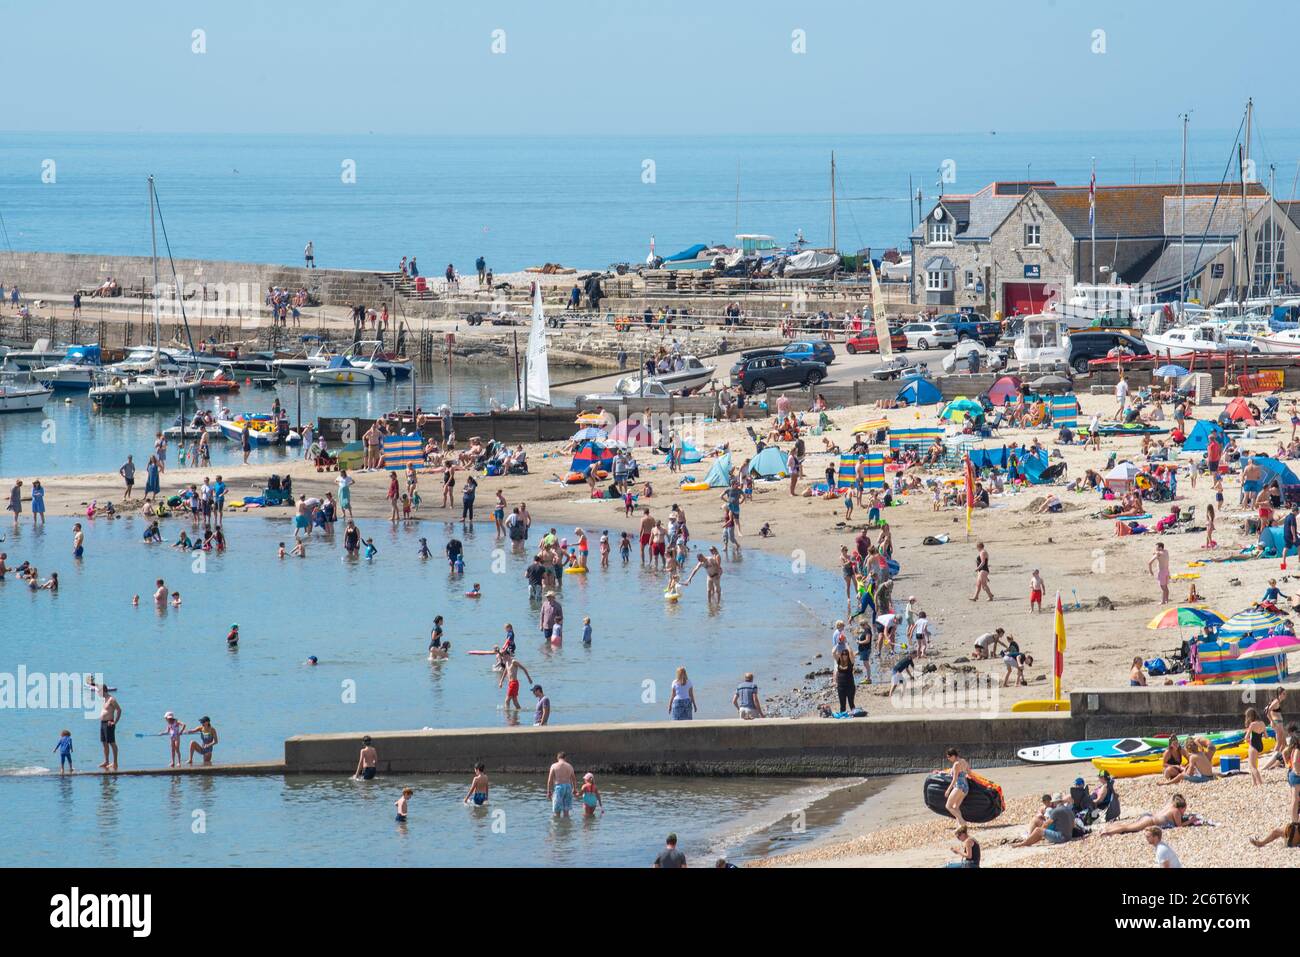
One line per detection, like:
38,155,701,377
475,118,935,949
730,353,827,394
1067,330,1149,374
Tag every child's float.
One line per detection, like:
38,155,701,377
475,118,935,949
922,770,1004,823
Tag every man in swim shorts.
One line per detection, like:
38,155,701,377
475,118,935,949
498,655,533,711
546,751,577,817
638,508,655,562
97,684,121,771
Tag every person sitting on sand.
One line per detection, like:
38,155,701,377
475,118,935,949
1250,820,1300,848
1100,793,1187,836
1013,793,1076,846
1160,737,1216,785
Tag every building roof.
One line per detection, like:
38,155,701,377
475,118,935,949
912,181,1054,241
1036,182,1269,239
1279,200,1300,229
1137,241,1233,291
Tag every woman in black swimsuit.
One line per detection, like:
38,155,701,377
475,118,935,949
1245,707,1269,786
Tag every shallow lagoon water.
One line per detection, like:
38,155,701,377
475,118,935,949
0,515,840,866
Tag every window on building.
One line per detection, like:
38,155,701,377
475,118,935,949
1252,220,1286,296
926,270,952,292
964,270,976,289
1024,223,1041,247
928,220,952,244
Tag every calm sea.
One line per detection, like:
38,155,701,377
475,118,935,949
4,130,1296,272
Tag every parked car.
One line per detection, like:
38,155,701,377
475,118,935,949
899,321,958,351
935,313,1001,345
729,353,827,394
781,340,836,365
844,330,907,354
1068,330,1150,374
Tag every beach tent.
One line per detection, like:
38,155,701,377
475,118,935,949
1049,395,1079,430
967,446,1010,471
1224,397,1257,425
1251,456,1300,490
986,375,1023,407
896,378,942,407
1103,460,1141,493
381,434,424,471
1260,525,1299,560
703,453,733,488
940,397,984,422
1018,448,1053,484
834,452,885,490
663,442,703,465
607,419,654,447
889,426,944,453
1183,420,1226,452
569,441,613,476
748,446,789,478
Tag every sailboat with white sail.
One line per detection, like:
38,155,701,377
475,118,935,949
520,281,550,408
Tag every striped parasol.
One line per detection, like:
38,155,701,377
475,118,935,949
1236,634,1300,660
1146,606,1225,630
1217,607,1287,641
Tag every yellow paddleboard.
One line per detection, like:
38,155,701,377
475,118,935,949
1092,736,1274,778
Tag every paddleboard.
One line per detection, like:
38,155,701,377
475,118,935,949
1017,736,1157,764
467,650,499,656
1009,699,1070,713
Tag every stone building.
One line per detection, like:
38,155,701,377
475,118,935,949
909,179,1298,317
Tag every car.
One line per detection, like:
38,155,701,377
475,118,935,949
844,330,907,354
781,340,836,365
729,354,827,394
935,313,1001,345
1068,330,1150,374
899,321,958,351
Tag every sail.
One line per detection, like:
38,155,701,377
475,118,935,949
869,260,892,358
525,282,551,406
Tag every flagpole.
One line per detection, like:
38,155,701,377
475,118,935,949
1090,158,1097,285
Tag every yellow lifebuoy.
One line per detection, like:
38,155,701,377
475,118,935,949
564,566,587,575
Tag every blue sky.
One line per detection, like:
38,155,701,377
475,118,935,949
2,0,1295,135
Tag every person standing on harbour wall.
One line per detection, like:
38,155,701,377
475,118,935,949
304,240,315,268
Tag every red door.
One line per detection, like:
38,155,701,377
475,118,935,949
1001,282,1048,315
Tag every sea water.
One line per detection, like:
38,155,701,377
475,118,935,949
0,364,515,477
0,514,838,865
4,130,1292,272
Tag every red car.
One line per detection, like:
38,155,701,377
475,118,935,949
845,330,907,354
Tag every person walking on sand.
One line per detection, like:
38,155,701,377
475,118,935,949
97,684,121,771
119,456,136,500
944,747,971,827
1147,542,1171,603
1114,372,1129,419
970,542,993,601
546,751,577,818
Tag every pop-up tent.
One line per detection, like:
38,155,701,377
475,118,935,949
748,446,789,478
835,452,885,490
1017,448,1053,483
703,453,733,488
1104,460,1141,492
569,441,613,476
1260,525,1299,559
986,375,1023,407
1224,397,1257,425
896,378,942,407
1251,456,1300,490
1183,420,1226,451
608,419,654,447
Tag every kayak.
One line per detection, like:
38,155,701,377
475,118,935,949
1092,732,1267,779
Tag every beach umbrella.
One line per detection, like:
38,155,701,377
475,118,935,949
1028,374,1071,393
571,426,607,441
574,412,604,424
1217,607,1287,641
940,398,984,422
1146,606,1225,630
1236,634,1300,660
850,418,890,434
1154,364,1189,379
1104,461,1141,481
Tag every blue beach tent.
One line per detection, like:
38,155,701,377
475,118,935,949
748,446,789,478
703,453,733,488
1183,420,1226,452
896,378,942,406
1251,456,1300,490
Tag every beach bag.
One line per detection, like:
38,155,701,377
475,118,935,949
1145,658,1168,676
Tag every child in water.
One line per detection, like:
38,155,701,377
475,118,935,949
463,763,490,806
466,582,482,598
363,538,378,561
395,787,413,823
579,772,603,816
599,530,610,568
291,540,306,557
278,542,287,559
226,624,239,646
619,532,631,564
418,538,432,559
550,622,563,646
53,730,73,774
170,592,182,607
582,616,592,645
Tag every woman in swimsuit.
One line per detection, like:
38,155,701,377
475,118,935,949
1161,734,1185,779
1261,690,1288,771
186,717,218,765
1246,707,1269,786
1101,794,1187,836
944,747,971,827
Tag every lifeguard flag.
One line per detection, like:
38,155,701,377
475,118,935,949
1053,591,1067,701
963,454,975,534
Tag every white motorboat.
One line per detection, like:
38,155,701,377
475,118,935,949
2,338,66,371
635,354,715,393
1253,328,1300,353
309,355,386,387
273,342,335,380
0,372,52,413
1013,315,1072,371
1143,323,1255,357
32,344,103,391
341,340,413,380
942,340,1007,374
584,379,674,402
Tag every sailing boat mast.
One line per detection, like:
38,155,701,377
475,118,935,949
1179,113,1188,317
1239,98,1253,307
1269,163,1277,299
829,151,837,254
148,175,161,373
